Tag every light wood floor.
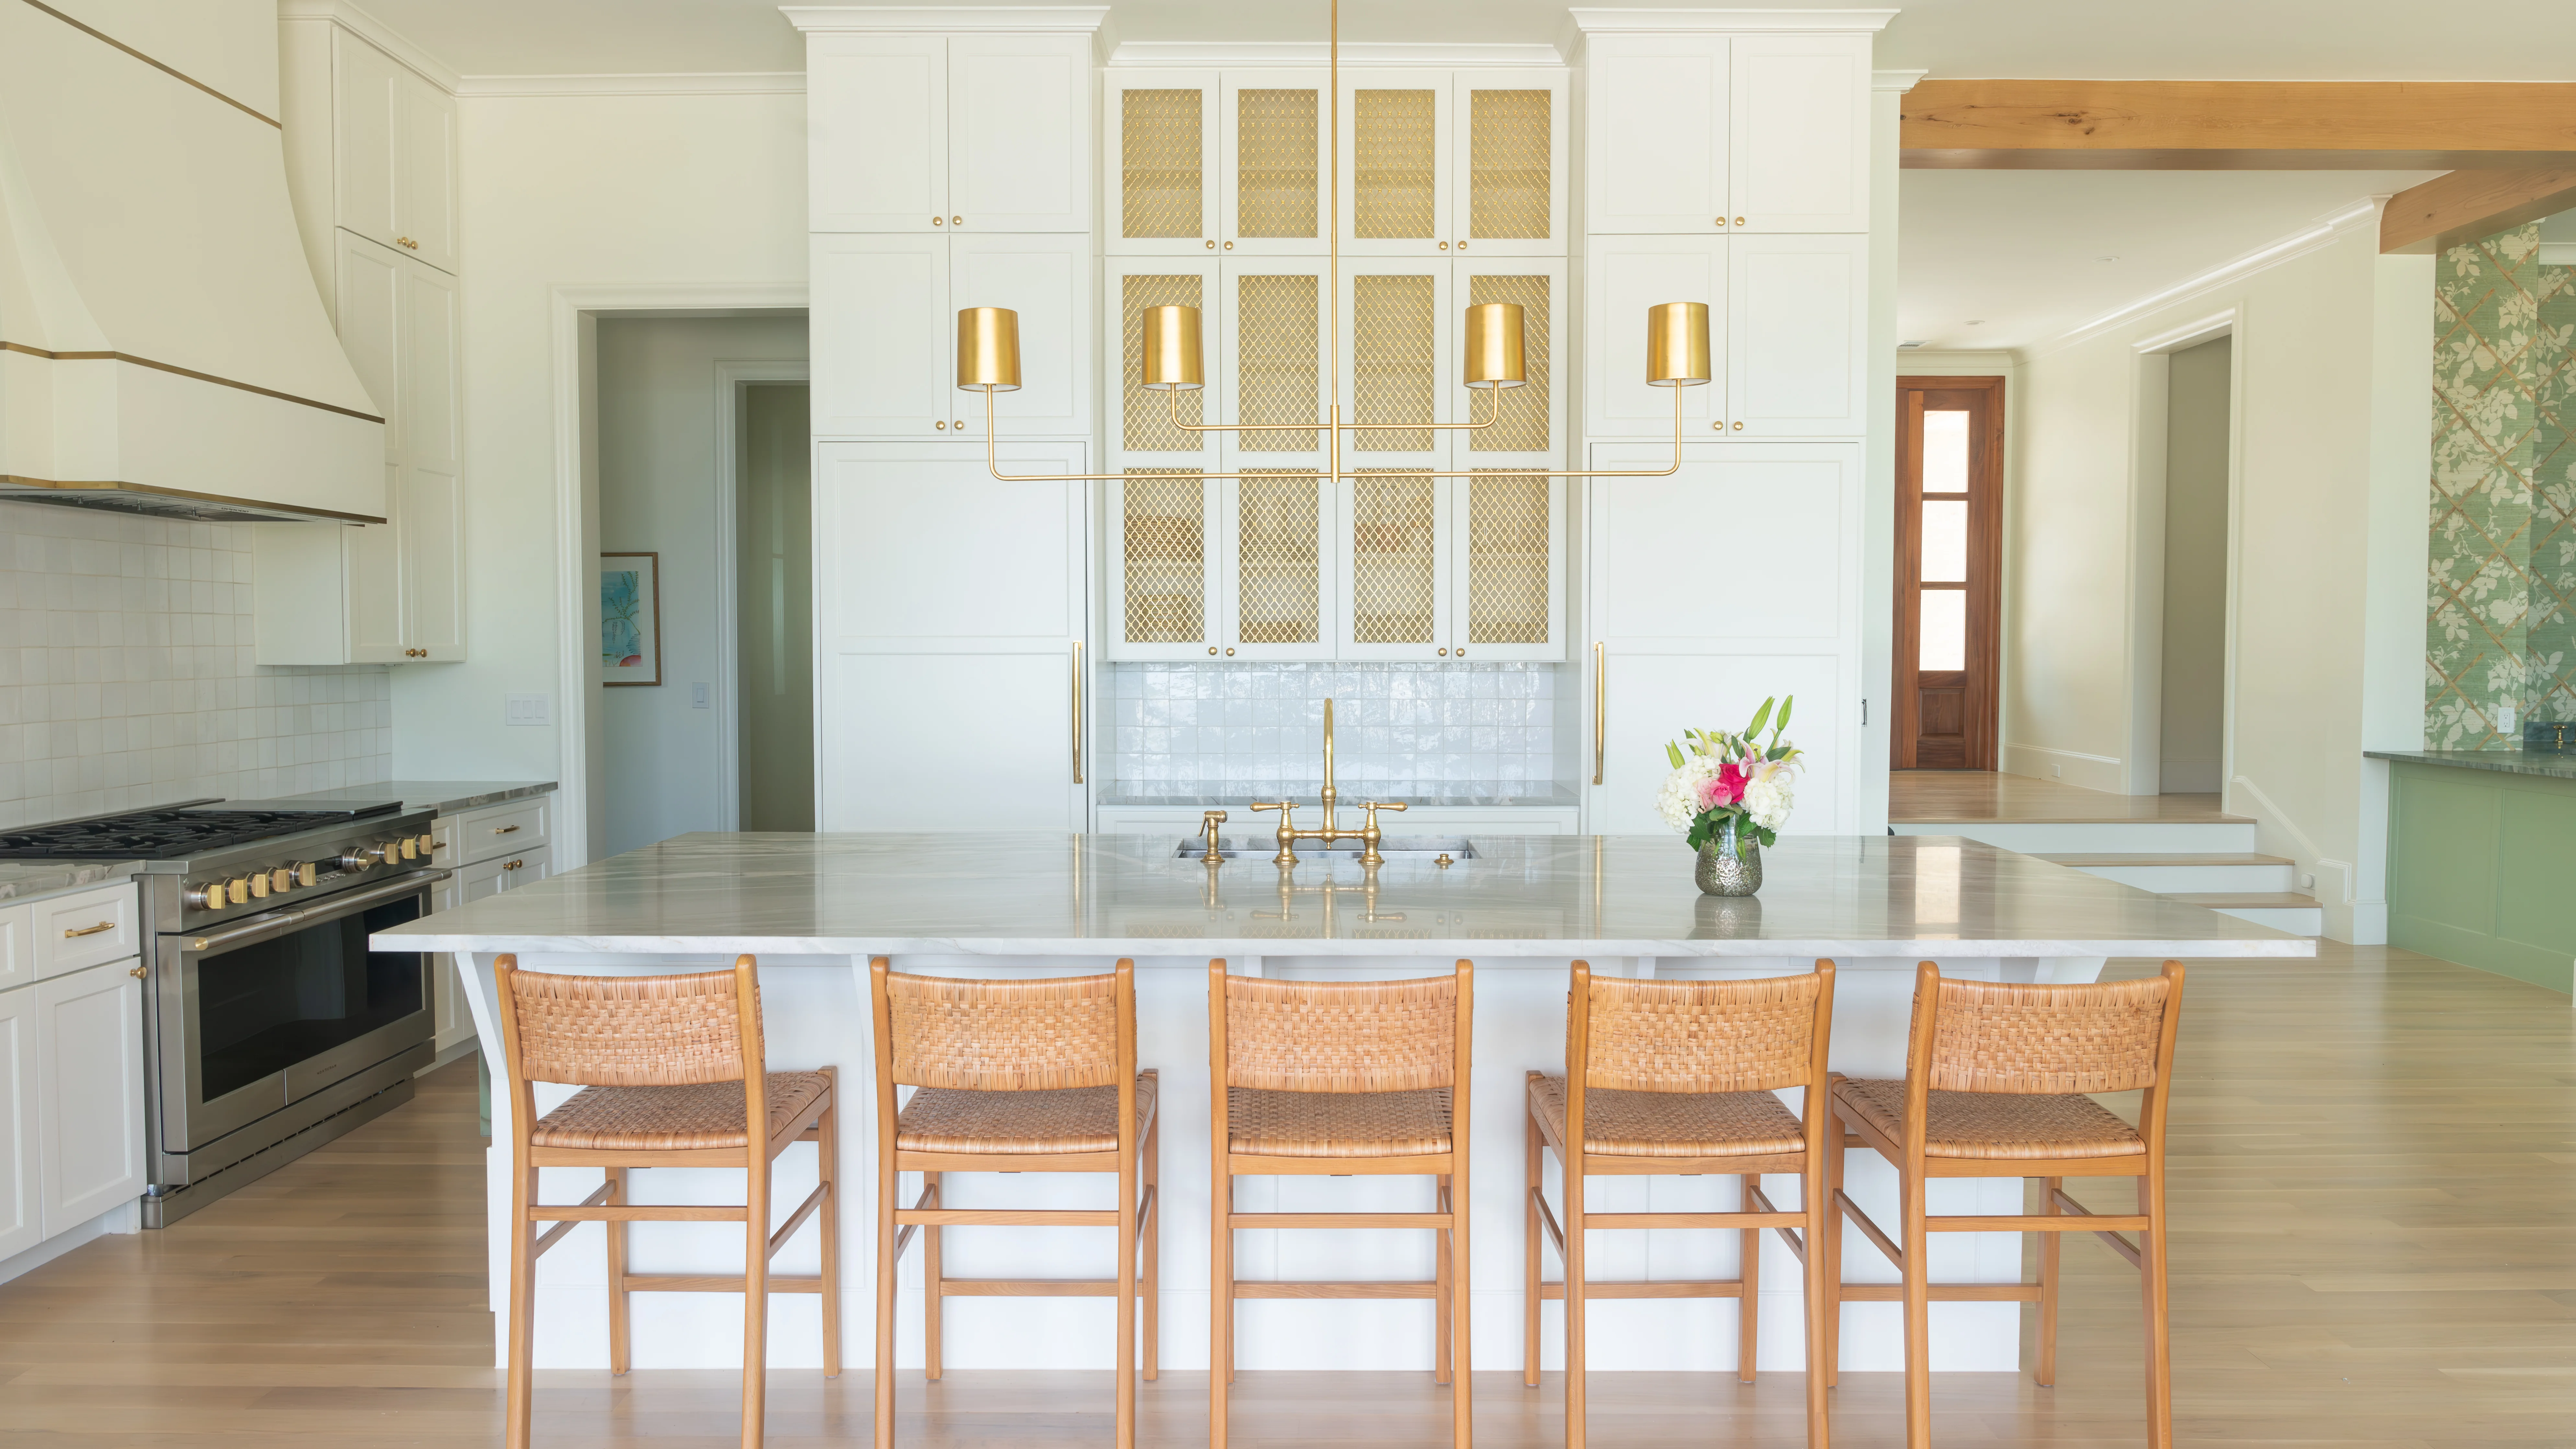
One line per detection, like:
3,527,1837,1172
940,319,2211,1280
2,944,2570,1446
1890,771,2243,825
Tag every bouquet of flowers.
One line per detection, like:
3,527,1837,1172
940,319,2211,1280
1655,696,1803,851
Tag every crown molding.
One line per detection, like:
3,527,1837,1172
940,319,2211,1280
781,6,1110,34
2542,243,2576,265
1565,8,1897,34
1874,68,1927,93
276,0,462,93
456,73,807,97
2032,197,2386,359
1109,40,1565,68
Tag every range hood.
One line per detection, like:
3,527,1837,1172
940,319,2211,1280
0,1,386,524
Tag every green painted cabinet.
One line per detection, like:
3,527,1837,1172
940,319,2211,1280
2388,761,2576,992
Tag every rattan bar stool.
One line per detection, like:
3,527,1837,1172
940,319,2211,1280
869,958,1158,1449
1524,960,1838,1449
1826,961,2186,1449
491,953,841,1449
1208,959,1476,1449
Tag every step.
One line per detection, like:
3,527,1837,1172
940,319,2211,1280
2030,852,2297,894
2164,891,2325,936
1892,820,2260,854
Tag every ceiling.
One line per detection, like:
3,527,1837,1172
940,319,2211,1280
355,0,2576,78
1896,169,2443,353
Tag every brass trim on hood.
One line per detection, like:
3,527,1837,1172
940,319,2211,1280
0,474,388,525
0,342,386,424
17,0,281,127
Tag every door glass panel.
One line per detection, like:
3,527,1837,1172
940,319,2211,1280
1124,469,1205,643
1237,90,1318,238
1922,409,1971,493
197,896,424,1103
1237,272,1319,451
1352,274,1434,451
1121,89,1202,238
1354,89,1435,238
1238,471,1320,644
1352,470,1435,643
1469,89,1549,239
1919,499,1968,583
1919,588,1965,671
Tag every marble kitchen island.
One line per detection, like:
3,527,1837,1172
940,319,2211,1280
384,831,2311,1380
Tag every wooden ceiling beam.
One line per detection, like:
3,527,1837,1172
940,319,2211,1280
2380,167,2576,254
1902,80,2576,169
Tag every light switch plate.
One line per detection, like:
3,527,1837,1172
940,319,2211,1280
691,683,710,709
505,693,550,726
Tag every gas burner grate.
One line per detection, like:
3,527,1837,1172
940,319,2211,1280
0,809,359,860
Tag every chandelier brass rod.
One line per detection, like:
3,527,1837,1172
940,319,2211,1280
1161,386,1504,435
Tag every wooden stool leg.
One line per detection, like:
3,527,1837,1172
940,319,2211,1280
1800,1155,1829,1449
1900,1168,1931,1449
818,1092,843,1380
1522,1107,1540,1389
605,1166,631,1377
742,1157,772,1449
2141,1172,2173,1449
1435,1173,1454,1386
1452,1154,1472,1449
923,1171,944,1381
506,1162,538,1449
1563,1159,1585,1449
1211,1170,1232,1449
2036,1175,2061,1388
1821,1128,1846,1391
1143,1105,1160,1381
1738,1178,1760,1385
874,1159,897,1449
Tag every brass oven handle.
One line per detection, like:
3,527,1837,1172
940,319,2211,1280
1593,641,1606,785
63,921,117,938
1071,641,1085,784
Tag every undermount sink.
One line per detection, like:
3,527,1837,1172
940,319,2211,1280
1177,836,1478,862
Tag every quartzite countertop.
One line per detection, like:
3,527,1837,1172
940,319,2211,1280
281,778,558,815
0,859,141,905
380,830,2310,961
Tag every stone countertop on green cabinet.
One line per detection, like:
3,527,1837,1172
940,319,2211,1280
2367,749,2576,781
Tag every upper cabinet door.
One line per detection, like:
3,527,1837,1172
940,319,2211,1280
951,233,1093,437
1585,35,1728,234
333,231,402,449
1338,71,1454,258
1453,470,1566,663
392,69,458,271
1452,257,1566,470
1219,69,1328,256
949,34,1092,232
813,234,952,435
1583,237,1724,437
1728,35,1870,233
1216,257,1333,661
1105,261,1226,473
330,29,401,250
1728,234,1868,436
810,34,948,231
1450,70,1568,258
399,259,460,470
1107,70,1217,255
1336,259,1454,660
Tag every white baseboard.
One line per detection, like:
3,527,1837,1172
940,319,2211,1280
425,1034,480,1073
1999,743,2127,795
0,1198,140,1289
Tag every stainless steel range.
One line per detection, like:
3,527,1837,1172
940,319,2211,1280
0,799,446,1226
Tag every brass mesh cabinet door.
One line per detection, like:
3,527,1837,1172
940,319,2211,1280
1462,267,1562,464
1342,264,1450,457
1460,470,1564,660
1112,469,1214,658
1228,471,1325,656
1338,71,1450,255
1342,470,1447,658
1110,76,1212,253
1451,71,1567,256
1114,269,1212,456
1224,74,1325,253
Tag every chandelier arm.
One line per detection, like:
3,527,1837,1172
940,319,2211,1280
1163,383,1503,435
978,388,1266,482
1389,385,1690,480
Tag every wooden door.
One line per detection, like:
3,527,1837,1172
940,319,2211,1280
1892,377,2003,770
951,233,1092,436
393,68,458,270
1582,236,1723,437
398,257,465,659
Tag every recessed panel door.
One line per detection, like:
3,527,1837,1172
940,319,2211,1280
809,33,947,231
949,33,1091,232
951,233,1092,436
1584,237,1723,437
812,234,950,436
0,986,38,1259
1583,35,1727,234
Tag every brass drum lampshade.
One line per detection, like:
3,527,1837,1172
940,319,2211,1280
956,307,1022,392
1645,301,1711,387
1140,303,1206,391
1462,302,1527,389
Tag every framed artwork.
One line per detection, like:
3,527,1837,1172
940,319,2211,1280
599,552,662,686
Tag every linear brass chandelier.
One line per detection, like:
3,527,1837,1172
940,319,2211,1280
953,0,1708,481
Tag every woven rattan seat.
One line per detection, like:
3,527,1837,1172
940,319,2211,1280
1529,1074,1805,1158
894,1074,1160,1154
1832,1076,2145,1160
1225,1085,1452,1157
526,1071,833,1152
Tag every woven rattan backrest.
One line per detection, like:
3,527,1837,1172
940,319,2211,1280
504,966,752,1087
884,970,1121,1092
1581,972,1824,1093
1224,973,1458,1092
1924,974,2174,1095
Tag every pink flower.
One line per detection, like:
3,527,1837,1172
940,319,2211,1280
1700,762,1748,811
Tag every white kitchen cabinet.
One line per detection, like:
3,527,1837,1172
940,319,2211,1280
1582,32,1867,235
1585,35,1728,234
427,795,556,1059
0,906,29,995
29,883,138,980
1726,35,1871,234
1584,236,1725,437
36,959,144,1236
1337,70,1454,258
1106,470,1334,664
0,985,38,1261
1728,233,1869,437
816,444,1090,831
1451,470,1567,663
808,31,1090,234
1106,70,1219,255
814,233,1091,439
951,234,1095,436
326,26,457,272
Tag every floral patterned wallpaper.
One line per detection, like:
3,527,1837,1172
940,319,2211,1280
2426,222,2576,748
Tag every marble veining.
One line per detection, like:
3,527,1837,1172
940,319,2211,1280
0,859,141,904
381,832,2313,960
281,779,559,814
2367,749,2576,781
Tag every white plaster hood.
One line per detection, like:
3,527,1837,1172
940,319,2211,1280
0,0,386,524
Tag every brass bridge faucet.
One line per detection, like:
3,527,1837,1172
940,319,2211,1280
1250,698,1407,866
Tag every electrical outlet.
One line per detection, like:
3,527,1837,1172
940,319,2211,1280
2299,872,2316,890
691,682,710,709
2049,764,2062,779
505,693,550,726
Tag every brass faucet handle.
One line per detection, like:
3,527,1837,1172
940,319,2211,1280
1248,801,1299,866
1200,810,1228,863
1356,800,1408,865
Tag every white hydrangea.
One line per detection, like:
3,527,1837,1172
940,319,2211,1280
1655,753,1722,831
1743,773,1794,831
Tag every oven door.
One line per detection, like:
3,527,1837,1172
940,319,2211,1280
157,869,448,1152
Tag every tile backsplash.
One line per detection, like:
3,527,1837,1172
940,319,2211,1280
1104,661,1561,791
0,504,391,830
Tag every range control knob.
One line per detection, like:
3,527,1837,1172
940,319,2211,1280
417,832,435,856
228,876,253,901
247,872,270,900
296,861,317,887
339,845,378,872
269,867,293,894
399,837,418,861
186,881,228,910
382,840,405,864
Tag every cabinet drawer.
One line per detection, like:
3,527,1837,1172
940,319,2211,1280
435,797,553,869
32,885,140,980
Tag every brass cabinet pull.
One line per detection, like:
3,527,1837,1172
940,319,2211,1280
397,236,419,249
1439,240,1450,250
1208,645,1217,655
1225,646,1235,656
954,420,965,431
63,920,116,938
1071,641,1085,784
1735,216,1746,226
1593,641,1606,785
951,215,963,226
933,216,944,225
1732,421,1744,431
128,964,146,979
936,420,948,429
1457,240,1468,250
492,824,520,835
1438,647,1448,656
1222,240,1233,250
1205,239,1215,249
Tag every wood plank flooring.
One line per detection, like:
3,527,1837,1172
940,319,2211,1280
1,944,2570,1446
1890,771,2244,824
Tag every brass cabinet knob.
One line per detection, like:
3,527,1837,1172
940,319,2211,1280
1437,647,1449,656
1456,648,1466,657
1208,646,1218,655
129,964,146,979
1223,240,1233,250
951,215,962,225
1735,216,1746,226
1732,420,1744,431
1439,240,1449,249
1457,240,1468,250
397,236,418,249
1712,420,1723,431
1716,216,1728,227
1205,239,1215,249
955,419,965,430
933,216,944,225
935,420,947,430
1225,646,1235,656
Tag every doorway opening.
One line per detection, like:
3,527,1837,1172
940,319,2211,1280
735,380,814,831
2158,335,2231,794
1892,375,2004,771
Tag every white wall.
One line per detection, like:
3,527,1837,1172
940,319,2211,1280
1998,222,2431,940
594,315,808,858
392,90,806,865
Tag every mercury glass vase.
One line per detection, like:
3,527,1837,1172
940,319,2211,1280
1695,818,1764,897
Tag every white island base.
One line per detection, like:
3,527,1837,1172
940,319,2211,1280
412,834,2313,1380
